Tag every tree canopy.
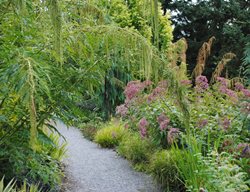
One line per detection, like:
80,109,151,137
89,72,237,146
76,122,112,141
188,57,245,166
162,0,250,79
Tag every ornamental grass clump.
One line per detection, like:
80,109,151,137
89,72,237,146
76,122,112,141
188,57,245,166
94,121,128,148
117,133,154,165
149,150,184,192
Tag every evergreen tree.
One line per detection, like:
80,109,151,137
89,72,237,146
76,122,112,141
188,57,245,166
161,0,250,79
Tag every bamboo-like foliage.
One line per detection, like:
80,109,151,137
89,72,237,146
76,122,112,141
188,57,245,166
151,0,159,48
210,53,236,83
26,58,38,150
0,0,188,150
192,36,215,79
48,0,62,63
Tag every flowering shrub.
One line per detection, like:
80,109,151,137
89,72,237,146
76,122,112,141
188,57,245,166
114,76,250,189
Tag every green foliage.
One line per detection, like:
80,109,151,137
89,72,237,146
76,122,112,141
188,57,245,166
149,150,183,192
46,132,67,161
0,177,41,192
172,136,250,192
0,0,175,187
0,177,16,192
0,129,62,191
94,121,128,148
117,133,154,165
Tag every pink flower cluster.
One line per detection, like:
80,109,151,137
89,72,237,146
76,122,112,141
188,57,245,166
233,82,250,97
157,113,170,131
116,104,128,117
195,75,209,92
124,80,152,105
217,77,238,101
147,81,167,102
242,89,250,97
197,119,208,128
234,82,244,91
124,81,144,100
217,77,228,87
157,114,180,144
167,128,180,144
139,117,148,138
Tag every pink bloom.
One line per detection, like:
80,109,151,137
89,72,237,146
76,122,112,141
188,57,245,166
219,85,227,94
217,77,228,87
147,86,166,102
235,82,244,91
160,120,170,131
180,79,192,86
139,117,148,128
124,81,144,100
116,104,128,117
140,127,147,138
197,119,208,128
225,89,238,100
139,118,148,138
195,75,209,92
219,86,238,101
221,117,231,130
241,89,250,97
157,113,168,124
167,128,180,144
143,80,152,87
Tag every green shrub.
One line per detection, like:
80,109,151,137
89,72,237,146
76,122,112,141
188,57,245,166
117,133,153,165
94,121,127,148
0,129,62,191
172,136,250,192
149,150,183,192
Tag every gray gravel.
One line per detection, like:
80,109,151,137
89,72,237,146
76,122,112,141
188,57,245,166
56,121,162,192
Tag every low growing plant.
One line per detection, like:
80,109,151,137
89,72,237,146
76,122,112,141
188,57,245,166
78,120,102,141
172,135,250,192
94,120,127,148
149,150,184,192
0,177,41,192
117,133,154,165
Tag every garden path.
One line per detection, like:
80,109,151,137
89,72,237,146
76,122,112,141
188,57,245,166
57,121,161,192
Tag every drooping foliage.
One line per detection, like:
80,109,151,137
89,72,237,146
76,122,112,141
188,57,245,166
0,0,179,188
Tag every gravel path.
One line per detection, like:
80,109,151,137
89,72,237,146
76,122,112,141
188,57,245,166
56,121,162,192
